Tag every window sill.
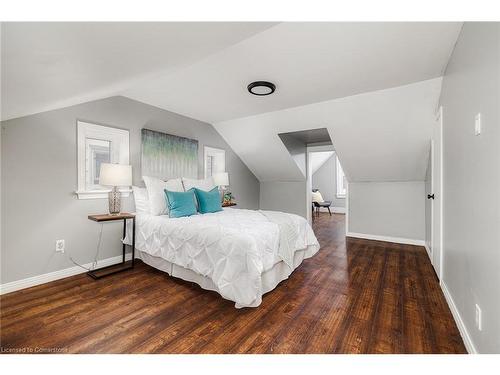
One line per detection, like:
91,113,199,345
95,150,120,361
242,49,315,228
336,194,346,199
75,189,132,200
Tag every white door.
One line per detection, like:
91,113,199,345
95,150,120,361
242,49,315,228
430,106,443,280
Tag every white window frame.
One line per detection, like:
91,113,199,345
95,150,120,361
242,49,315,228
204,146,226,178
76,121,130,199
336,156,347,198
85,138,111,190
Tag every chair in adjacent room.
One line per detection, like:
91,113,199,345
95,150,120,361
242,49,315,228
311,189,332,217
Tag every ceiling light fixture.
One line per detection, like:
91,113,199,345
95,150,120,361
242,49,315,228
247,81,276,96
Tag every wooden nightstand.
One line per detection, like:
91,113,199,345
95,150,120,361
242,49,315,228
87,213,135,279
222,202,237,207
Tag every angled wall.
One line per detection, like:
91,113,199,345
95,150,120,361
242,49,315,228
214,78,441,183
215,79,440,235
278,133,307,177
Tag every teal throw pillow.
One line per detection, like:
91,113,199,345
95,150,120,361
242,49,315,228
192,187,222,214
164,189,197,218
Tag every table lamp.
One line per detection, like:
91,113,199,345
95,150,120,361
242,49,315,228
212,172,229,201
99,163,132,215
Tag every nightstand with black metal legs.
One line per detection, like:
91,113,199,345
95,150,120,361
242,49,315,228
87,213,135,279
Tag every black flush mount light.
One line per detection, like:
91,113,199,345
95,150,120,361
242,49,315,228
247,81,276,96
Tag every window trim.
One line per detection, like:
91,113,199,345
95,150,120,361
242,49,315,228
76,121,131,200
204,146,226,178
336,155,347,199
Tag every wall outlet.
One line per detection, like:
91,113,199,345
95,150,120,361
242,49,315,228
55,239,65,253
474,113,481,135
475,303,482,331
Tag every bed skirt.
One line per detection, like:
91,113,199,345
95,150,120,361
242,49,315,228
137,244,319,308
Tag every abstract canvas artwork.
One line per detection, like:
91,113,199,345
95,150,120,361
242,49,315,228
141,129,198,180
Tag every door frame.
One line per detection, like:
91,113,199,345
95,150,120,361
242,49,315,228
430,106,444,281
429,138,435,260
306,145,338,224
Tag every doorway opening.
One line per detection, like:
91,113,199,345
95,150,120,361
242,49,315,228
308,146,347,223
276,127,347,224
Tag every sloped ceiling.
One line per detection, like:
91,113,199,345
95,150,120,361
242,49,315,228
0,22,276,120
214,78,442,182
2,22,460,184
123,22,461,123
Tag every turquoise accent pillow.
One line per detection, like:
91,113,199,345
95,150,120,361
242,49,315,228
164,189,197,218
192,187,222,214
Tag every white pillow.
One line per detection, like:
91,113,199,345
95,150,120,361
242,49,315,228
312,191,324,203
143,176,184,216
132,186,150,214
182,177,215,192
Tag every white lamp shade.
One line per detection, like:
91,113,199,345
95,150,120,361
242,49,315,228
99,163,132,186
212,172,229,187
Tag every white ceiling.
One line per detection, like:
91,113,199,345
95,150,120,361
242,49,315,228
2,22,460,124
1,22,276,120
214,78,442,182
123,22,462,123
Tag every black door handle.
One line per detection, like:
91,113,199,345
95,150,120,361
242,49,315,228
427,194,435,200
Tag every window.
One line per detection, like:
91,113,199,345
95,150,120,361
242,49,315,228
336,156,347,198
86,138,111,190
204,146,226,178
76,121,130,199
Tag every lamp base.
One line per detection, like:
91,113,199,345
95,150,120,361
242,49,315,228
108,187,121,215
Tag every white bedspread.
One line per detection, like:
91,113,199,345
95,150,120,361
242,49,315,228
128,208,320,307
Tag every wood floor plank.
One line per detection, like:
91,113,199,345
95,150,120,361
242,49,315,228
0,213,467,354
1,270,164,332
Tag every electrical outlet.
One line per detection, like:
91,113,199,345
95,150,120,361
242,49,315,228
55,239,65,253
475,303,482,331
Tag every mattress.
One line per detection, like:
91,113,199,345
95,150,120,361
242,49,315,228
127,208,320,308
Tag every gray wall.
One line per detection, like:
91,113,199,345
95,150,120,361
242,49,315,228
438,23,500,353
424,152,432,250
259,133,308,218
311,155,346,208
348,181,425,241
1,96,260,284
260,181,307,218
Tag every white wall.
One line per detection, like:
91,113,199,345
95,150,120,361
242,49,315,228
438,22,500,353
348,182,425,242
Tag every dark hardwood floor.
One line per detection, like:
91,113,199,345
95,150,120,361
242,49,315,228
0,213,466,354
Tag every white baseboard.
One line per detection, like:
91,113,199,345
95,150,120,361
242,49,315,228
346,232,426,246
441,281,477,354
316,206,346,214
424,243,431,259
0,253,133,295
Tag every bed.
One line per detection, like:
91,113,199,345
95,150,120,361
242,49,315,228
127,207,320,308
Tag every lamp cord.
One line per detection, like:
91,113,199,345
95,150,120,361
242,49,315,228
69,223,103,271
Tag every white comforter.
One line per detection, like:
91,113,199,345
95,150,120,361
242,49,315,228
132,208,320,307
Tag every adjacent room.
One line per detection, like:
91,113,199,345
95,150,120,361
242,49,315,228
1,21,499,356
